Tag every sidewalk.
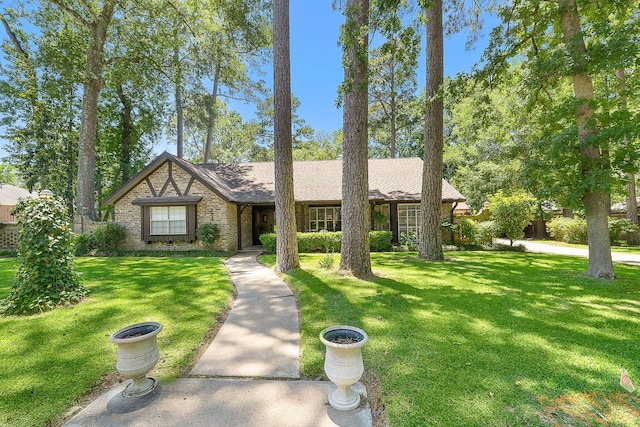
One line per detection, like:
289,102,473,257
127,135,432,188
499,239,640,266
64,249,372,427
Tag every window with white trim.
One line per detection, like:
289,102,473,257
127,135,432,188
309,206,341,232
150,206,187,235
397,203,420,235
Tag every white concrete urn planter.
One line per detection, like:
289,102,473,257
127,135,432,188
320,325,368,411
110,321,163,398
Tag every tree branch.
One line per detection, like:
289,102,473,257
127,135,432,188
48,0,92,29
0,14,28,58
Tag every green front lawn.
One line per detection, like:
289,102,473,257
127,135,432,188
265,252,640,426
0,257,233,427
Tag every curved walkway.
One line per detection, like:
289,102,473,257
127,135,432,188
499,239,640,266
65,249,372,427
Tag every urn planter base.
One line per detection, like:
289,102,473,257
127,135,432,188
328,384,361,411
123,377,158,398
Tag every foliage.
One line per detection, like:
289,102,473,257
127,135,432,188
548,217,640,245
488,191,537,245
476,220,499,244
456,217,479,245
369,231,393,252
267,252,640,426
318,251,336,269
260,231,393,254
0,256,232,426
196,223,221,248
608,218,640,244
546,217,588,244
399,231,418,251
92,222,126,253
0,196,86,315
72,233,93,256
258,233,277,253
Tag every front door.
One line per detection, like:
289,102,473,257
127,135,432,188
253,207,275,245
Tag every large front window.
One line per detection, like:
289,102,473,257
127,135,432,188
309,206,341,232
397,203,420,235
150,206,187,235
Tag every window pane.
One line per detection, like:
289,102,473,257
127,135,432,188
150,206,187,235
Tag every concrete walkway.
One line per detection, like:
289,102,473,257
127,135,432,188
499,239,640,266
65,249,372,427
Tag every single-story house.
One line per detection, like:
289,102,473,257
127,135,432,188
104,152,466,252
0,184,38,224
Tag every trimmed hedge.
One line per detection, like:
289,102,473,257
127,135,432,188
259,231,393,254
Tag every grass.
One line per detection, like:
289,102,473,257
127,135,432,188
0,256,233,427
262,251,640,426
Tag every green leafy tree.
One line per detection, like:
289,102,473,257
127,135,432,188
478,0,640,278
488,191,537,246
1,195,87,315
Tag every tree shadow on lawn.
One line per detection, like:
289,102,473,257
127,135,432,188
294,252,640,425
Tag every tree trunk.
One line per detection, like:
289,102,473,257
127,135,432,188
558,0,613,278
339,0,372,278
273,0,299,272
116,84,132,182
76,30,104,220
627,174,638,224
204,62,221,164
174,46,184,159
419,0,444,261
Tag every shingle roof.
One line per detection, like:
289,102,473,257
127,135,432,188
0,184,37,205
105,152,466,205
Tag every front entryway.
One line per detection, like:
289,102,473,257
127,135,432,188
253,207,275,245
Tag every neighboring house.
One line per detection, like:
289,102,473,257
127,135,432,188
611,198,640,222
104,152,466,252
0,184,37,224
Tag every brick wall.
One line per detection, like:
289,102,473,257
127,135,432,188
0,224,19,249
113,161,238,252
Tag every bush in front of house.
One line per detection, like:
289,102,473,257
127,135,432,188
73,233,94,256
456,218,480,245
298,231,342,253
259,230,393,254
92,222,126,253
608,217,639,244
196,223,221,248
546,217,588,244
1,196,87,315
369,231,393,251
477,220,500,244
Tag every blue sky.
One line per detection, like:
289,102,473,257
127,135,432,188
229,2,498,138
0,3,498,157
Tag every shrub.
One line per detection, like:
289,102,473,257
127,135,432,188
546,217,588,244
92,223,126,252
259,233,277,253
73,233,93,256
477,221,499,244
196,223,221,248
488,191,537,245
298,231,342,253
456,218,480,245
399,231,418,251
1,196,87,315
318,251,336,269
260,231,392,254
608,218,639,243
369,231,393,252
